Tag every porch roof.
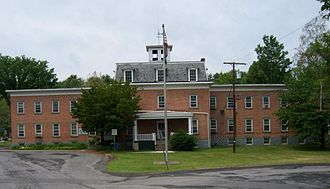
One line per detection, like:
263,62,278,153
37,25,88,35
137,111,193,120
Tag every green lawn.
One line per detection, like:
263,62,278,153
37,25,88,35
108,145,330,174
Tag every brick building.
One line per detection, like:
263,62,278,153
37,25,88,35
6,44,298,149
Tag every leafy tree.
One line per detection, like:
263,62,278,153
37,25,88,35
0,55,58,105
318,0,330,19
210,71,247,84
245,35,292,84
85,72,114,87
0,98,9,137
279,32,330,149
72,80,140,145
57,75,85,88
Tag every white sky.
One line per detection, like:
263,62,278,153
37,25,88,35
0,0,324,80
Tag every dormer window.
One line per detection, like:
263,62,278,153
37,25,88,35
188,68,198,81
156,69,164,82
124,70,133,83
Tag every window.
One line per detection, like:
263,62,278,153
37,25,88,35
34,101,42,114
245,96,253,109
281,120,288,132
262,96,270,108
158,96,164,109
228,119,234,132
35,124,42,136
157,121,165,139
280,98,288,108
17,101,24,114
192,119,198,134
152,49,158,61
227,96,233,109
156,69,164,82
124,70,133,82
190,95,198,108
70,100,77,112
281,137,288,144
210,119,217,134
263,118,271,132
188,68,198,81
52,123,60,137
246,138,253,145
245,119,253,132
210,96,216,110
228,138,234,145
52,101,60,113
70,123,78,136
264,137,270,145
17,124,25,138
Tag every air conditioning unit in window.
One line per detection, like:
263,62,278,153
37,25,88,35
263,104,269,108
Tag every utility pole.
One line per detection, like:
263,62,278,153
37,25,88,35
224,62,246,153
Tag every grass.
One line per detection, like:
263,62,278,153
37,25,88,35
107,145,330,174
0,141,11,147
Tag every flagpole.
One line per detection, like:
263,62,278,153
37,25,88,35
162,24,169,164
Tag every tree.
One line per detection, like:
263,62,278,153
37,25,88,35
279,32,330,149
57,75,84,88
0,55,58,105
210,71,247,84
318,0,330,19
72,80,140,145
0,98,9,137
85,72,114,87
245,35,292,84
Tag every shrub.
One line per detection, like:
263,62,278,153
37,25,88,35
170,130,196,151
11,142,88,150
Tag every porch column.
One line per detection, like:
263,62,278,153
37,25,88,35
133,120,137,141
188,117,193,135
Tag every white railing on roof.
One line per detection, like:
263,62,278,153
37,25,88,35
136,133,156,144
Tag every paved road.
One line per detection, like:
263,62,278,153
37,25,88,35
0,150,329,189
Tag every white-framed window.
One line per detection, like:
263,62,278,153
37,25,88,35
124,70,133,82
245,119,253,132
263,118,271,132
281,136,288,144
281,120,288,132
246,138,253,145
245,96,253,109
280,98,288,108
228,138,234,145
17,123,25,138
227,96,234,109
70,100,77,112
262,96,270,109
17,101,24,114
52,100,60,113
264,137,271,145
35,124,42,136
192,119,198,134
34,101,42,114
190,95,198,108
52,123,60,137
158,95,164,109
152,49,158,61
227,118,234,132
156,69,164,82
210,96,216,110
70,122,78,136
188,68,198,81
210,119,217,134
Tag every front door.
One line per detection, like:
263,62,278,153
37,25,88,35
157,121,165,139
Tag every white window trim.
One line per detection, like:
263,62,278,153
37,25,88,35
227,119,234,133
281,137,288,145
192,119,198,134
189,95,198,108
210,119,217,133
34,101,42,114
210,96,217,109
17,101,24,114
52,123,61,137
52,101,60,113
245,96,253,109
157,95,164,109
70,123,78,136
227,96,233,109
17,124,25,138
228,138,234,145
188,68,198,81
124,70,133,82
245,119,253,132
263,118,271,132
281,120,289,132
35,123,42,136
246,138,253,145
264,137,271,145
156,69,164,82
70,100,77,113
262,96,270,108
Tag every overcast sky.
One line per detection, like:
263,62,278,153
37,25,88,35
0,0,324,80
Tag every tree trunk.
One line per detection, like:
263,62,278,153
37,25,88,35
100,132,105,146
320,126,326,149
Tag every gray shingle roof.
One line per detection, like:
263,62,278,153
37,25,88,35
116,61,207,83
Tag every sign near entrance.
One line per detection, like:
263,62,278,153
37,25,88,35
111,129,117,136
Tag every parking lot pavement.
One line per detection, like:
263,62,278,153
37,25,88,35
0,150,329,189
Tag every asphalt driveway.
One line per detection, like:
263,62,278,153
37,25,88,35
0,150,329,189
